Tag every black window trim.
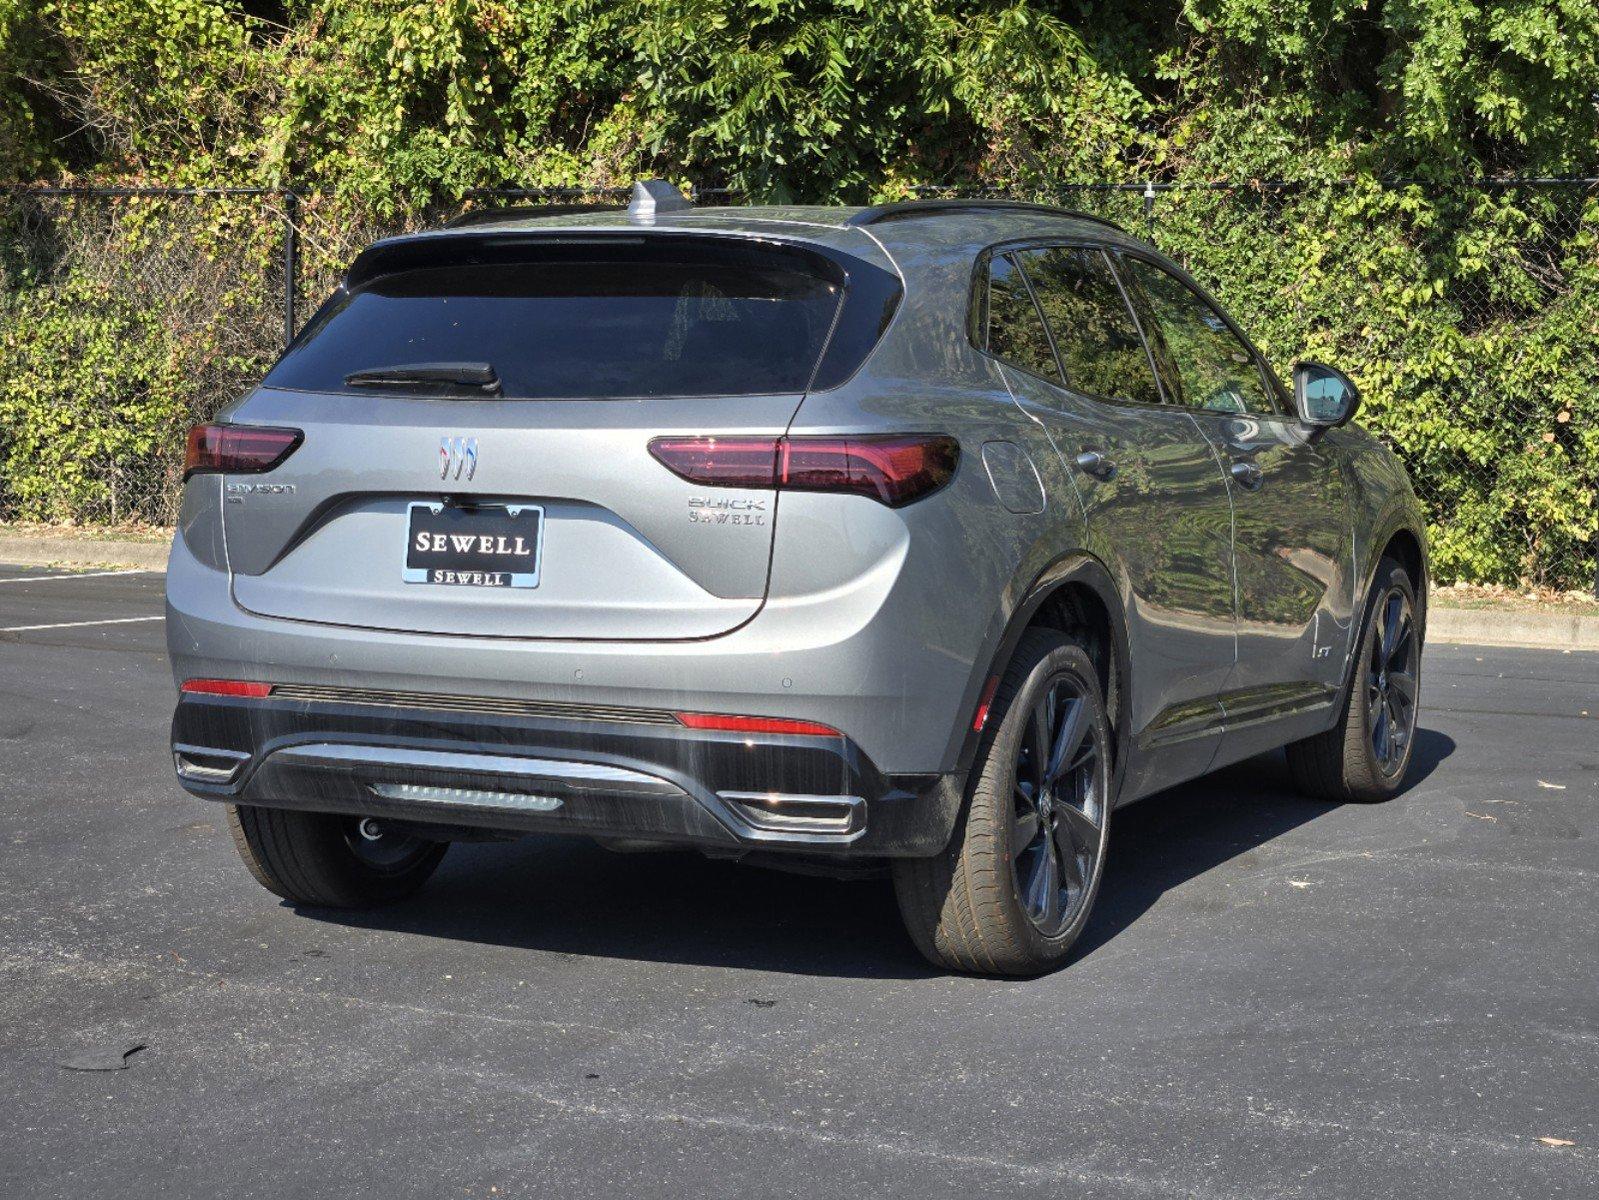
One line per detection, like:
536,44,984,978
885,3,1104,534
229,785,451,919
968,236,1177,412
1111,246,1292,420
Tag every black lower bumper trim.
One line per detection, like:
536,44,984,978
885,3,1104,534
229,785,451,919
171,694,963,858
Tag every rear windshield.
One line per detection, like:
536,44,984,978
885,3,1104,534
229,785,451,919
265,240,849,400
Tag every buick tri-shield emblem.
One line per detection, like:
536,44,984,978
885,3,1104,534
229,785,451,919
439,436,478,481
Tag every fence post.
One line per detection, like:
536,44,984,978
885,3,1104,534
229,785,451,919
282,189,298,348
1143,181,1157,244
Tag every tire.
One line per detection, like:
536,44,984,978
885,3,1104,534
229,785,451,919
226,805,448,908
1286,556,1422,803
892,628,1114,976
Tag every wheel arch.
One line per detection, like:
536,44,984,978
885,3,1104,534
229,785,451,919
953,552,1132,799
1379,526,1427,603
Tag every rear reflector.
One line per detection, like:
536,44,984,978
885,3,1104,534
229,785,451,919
972,675,1001,732
650,433,959,507
675,711,842,737
184,424,302,479
180,679,274,698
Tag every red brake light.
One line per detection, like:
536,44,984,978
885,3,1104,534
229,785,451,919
649,433,959,507
184,424,302,479
675,711,842,737
181,679,274,698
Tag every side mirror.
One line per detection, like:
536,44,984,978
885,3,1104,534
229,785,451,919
1292,361,1361,437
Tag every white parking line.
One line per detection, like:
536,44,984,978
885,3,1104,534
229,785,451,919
0,616,164,633
0,569,158,584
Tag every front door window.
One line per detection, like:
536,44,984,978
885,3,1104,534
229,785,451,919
1119,257,1279,416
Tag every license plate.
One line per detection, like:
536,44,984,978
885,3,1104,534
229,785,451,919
403,502,543,588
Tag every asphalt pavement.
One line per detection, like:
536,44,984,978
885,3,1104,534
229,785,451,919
0,562,1594,1198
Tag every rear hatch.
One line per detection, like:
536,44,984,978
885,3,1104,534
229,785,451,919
221,230,898,640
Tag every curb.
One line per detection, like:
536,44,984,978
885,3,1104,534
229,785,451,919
1429,605,1599,652
0,533,170,571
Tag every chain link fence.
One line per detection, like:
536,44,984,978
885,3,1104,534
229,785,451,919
2,179,1595,591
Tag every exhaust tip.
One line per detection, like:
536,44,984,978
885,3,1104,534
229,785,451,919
173,744,251,784
719,792,864,837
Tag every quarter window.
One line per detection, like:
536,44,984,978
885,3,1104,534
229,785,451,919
982,253,1061,383
1013,247,1162,406
1120,257,1279,416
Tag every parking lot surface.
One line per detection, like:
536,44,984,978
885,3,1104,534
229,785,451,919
0,563,1594,1198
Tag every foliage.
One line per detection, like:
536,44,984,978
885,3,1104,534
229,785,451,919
1152,182,1598,587
0,0,1596,582
0,196,281,524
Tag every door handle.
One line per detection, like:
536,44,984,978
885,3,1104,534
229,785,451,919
1229,460,1264,490
1075,450,1118,482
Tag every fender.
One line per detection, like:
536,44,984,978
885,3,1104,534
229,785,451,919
946,550,1133,802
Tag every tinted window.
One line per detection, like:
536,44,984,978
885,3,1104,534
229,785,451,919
1015,247,1161,406
266,248,842,399
982,253,1060,383
1121,258,1278,415
1111,256,1183,403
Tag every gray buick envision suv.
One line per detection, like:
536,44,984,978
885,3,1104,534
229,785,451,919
167,181,1427,975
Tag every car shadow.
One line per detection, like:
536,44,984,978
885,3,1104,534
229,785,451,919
1071,725,1455,960
303,726,1455,980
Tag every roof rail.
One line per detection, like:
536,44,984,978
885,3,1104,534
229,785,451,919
846,199,1127,233
443,202,622,228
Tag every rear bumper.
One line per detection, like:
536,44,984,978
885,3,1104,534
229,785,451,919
171,691,963,858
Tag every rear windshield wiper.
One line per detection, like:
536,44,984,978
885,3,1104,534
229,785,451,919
343,362,503,397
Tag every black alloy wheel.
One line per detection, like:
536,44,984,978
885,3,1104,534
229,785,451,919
1010,675,1106,936
1367,586,1419,776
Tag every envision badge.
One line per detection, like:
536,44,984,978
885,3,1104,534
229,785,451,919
439,436,478,481
224,481,296,503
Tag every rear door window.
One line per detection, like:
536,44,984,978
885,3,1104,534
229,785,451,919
265,241,850,400
1014,246,1163,406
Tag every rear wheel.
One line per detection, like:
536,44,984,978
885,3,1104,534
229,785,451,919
892,629,1113,976
1286,556,1422,802
226,805,447,907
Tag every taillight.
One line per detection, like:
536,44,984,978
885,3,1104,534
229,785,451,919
180,679,274,698
647,436,779,488
675,711,842,737
649,433,959,507
184,424,302,479
782,435,960,507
